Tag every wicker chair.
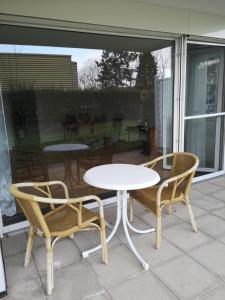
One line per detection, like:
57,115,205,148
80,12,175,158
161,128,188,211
9,181,108,295
129,152,199,249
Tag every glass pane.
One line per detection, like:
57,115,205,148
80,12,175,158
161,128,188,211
186,45,224,116
0,39,174,223
184,117,222,171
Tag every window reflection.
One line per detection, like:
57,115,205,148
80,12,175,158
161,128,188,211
0,43,174,220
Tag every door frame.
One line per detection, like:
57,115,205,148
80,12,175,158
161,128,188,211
179,37,225,182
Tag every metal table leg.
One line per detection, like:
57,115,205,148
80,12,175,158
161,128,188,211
121,190,150,270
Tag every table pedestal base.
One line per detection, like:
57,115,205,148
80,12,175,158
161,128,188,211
82,190,155,270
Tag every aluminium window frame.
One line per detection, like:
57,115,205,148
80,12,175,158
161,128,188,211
179,36,225,182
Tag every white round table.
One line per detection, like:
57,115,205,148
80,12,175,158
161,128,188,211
44,144,89,186
82,163,160,270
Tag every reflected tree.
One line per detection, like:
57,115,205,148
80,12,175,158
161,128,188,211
78,58,100,90
96,50,138,88
136,51,157,90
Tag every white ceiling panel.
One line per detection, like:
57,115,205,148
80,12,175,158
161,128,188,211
136,0,225,17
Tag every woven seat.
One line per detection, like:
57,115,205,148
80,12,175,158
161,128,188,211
129,152,199,249
9,181,108,296
131,186,184,213
45,204,99,236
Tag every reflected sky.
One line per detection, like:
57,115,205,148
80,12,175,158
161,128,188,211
0,44,102,71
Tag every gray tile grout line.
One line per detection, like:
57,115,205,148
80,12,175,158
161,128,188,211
112,234,182,299
4,235,48,299
193,281,225,299
151,233,225,300
72,235,116,300
130,207,225,299
150,252,223,300
2,232,28,259
84,255,114,300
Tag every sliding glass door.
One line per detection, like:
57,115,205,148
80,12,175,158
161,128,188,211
184,43,225,176
0,25,176,230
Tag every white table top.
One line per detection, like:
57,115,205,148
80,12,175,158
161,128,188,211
44,143,89,152
83,164,160,191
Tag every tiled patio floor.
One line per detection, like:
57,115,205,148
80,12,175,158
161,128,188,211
3,176,225,299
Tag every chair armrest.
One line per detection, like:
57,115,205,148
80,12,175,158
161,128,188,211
141,153,174,169
156,167,196,207
68,195,104,219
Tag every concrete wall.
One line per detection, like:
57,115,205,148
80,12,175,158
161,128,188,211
0,0,225,39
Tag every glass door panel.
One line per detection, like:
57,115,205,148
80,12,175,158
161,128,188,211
184,116,222,172
186,48,224,116
0,36,175,227
184,44,225,174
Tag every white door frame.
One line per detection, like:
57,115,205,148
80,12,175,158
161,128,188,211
179,37,225,182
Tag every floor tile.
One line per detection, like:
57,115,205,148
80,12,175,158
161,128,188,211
41,261,103,300
213,207,225,220
87,244,141,288
174,204,207,222
189,188,204,199
192,182,223,194
199,284,225,299
108,271,177,300
196,215,225,238
82,291,111,300
163,222,211,252
74,226,120,252
5,252,39,287
153,254,220,300
126,233,182,267
218,235,225,245
213,190,225,201
103,205,118,225
190,194,225,211
210,177,225,188
139,210,182,231
5,278,46,300
115,216,152,244
32,238,81,274
5,177,225,300
2,232,27,258
132,199,148,217
190,240,225,278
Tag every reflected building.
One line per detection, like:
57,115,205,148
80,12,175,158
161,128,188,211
0,53,78,90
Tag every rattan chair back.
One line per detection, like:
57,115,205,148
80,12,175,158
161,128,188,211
10,183,54,238
168,152,198,196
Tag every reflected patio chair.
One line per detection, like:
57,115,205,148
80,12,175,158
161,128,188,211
77,145,113,184
10,149,49,182
9,181,108,295
129,152,199,249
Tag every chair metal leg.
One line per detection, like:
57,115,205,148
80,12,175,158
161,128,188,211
185,196,197,232
24,227,34,267
156,209,161,249
46,238,53,296
128,196,134,223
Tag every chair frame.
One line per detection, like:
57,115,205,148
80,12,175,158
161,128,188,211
129,152,199,249
9,181,108,295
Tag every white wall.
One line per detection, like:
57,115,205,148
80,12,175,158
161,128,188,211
0,0,225,40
